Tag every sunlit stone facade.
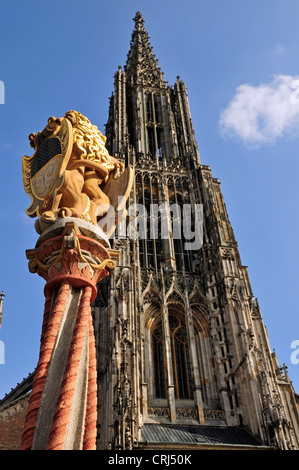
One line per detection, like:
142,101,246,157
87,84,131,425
92,12,299,450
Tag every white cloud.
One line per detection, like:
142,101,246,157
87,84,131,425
272,43,286,55
219,75,299,148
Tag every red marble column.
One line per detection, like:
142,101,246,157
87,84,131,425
20,222,116,450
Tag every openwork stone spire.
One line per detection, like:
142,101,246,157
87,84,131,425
125,11,165,87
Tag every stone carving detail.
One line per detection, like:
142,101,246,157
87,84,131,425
143,290,161,305
166,290,185,306
176,274,195,294
167,157,186,173
220,247,234,260
189,287,207,308
136,152,158,169
23,110,133,238
115,268,130,302
148,407,170,418
204,409,225,421
26,222,116,302
176,408,198,419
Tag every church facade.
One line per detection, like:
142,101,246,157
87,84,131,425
91,12,299,450
0,11,299,451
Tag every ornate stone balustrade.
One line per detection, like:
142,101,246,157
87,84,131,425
148,407,225,422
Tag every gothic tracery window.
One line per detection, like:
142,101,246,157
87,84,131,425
169,189,192,273
169,315,194,400
147,125,155,157
138,181,162,272
154,97,161,123
145,93,164,159
152,314,194,401
146,95,153,122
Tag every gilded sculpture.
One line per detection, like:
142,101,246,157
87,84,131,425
22,110,133,235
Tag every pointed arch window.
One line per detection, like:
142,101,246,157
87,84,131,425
169,316,194,400
157,126,163,158
146,95,153,122
147,125,155,157
145,93,165,159
152,314,194,401
152,322,166,399
154,97,161,123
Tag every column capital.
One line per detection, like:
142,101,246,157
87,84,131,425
26,219,119,302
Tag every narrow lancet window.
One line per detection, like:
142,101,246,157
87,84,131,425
152,315,194,400
147,125,155,157
152,322,166,399
169,315,194,400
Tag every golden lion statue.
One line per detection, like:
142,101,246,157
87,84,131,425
22,110,133,235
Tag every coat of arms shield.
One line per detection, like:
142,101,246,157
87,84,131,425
22,117,73,218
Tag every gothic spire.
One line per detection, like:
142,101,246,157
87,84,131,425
125,12,165,87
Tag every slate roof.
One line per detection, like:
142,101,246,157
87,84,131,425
141,424,263,448
0,371,34,411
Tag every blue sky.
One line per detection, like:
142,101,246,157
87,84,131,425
0,0,298,398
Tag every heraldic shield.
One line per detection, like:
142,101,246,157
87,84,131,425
22,117,73,219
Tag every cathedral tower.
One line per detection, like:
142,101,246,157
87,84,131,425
92,12,299,450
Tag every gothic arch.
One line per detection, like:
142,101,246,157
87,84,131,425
144,302,196,402
143,282,207,404
142,172,151,186
165,286,185,307
143,280,161,318
135,171,142,184
189,289,209,338
191,305,209,338
189,285,208,312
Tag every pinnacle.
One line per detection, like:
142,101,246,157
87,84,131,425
125,12,165,87
133,11,145,27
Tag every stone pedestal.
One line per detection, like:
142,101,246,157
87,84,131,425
20,218,118,450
